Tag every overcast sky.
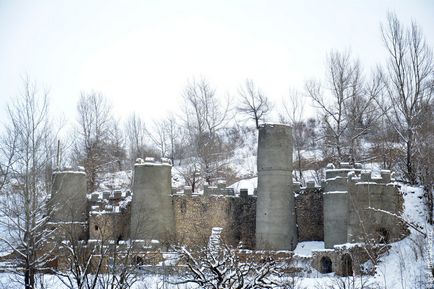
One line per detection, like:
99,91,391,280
0,0,433,125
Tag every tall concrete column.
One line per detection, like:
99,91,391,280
130,159,175,242
51,170,87,222
256,124,297,250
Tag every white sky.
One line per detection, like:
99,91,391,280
0,0,433,125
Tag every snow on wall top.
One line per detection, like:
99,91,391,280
134,157,172,167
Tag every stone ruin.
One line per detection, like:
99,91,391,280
49,123,408,275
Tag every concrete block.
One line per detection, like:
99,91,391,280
113,190,122,199
306,180,316,189
361,170,371,182
183,186,192,196
103,191,110,199
380,170,391,183
240,188,248,198
293,182,301,193
91,192,99,202
340,162,351,169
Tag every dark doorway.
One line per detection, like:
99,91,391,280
320,256,333,273
341,254,353,276
376,227,390,243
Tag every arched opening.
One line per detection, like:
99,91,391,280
320,256,333,273
376,227,390,244
341,254,353,276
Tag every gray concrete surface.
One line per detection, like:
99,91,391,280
51,171,87,222
130,161,175,242
256,124,297,250
323,192,348,248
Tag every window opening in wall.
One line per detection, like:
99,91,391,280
95,225,99,231
341,254,353,276
320,256,332,273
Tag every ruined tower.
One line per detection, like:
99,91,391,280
51,170,87,222
256,124,297,250
130,159,175,242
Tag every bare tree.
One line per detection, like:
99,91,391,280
0,78,56,289
182,78,232,186
73,92,114,192
53,224,143,289
281,90,307,182
171,228,286,289
306,50,378,163
147,115,182,164
106,120,127,172
379,13,434,184
237,79,271,129
124,113,156,164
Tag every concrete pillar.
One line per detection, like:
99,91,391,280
130,160,175,242
380,170,391,183
256,124,297,250
323,192,348,248
51,170,87,222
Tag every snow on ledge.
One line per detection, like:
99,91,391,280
323,190,348,194
294,241,325,257
53,170,86,175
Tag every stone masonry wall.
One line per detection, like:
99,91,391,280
347,179,407,243
295,188,324,241
173,194,256,248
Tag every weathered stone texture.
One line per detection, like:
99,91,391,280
295,188,324,241
173,195,256,248
89,210,131,241
347,182,407,243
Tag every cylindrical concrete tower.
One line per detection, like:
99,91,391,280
51,170,87,222
256,124,297,250
130,159,175,242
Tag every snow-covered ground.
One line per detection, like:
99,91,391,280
294,241,325,257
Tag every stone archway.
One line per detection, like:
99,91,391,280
341,254,353,276
320,256,333,273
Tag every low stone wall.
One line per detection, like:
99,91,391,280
311,244,380,276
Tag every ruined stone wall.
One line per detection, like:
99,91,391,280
311,244,373,276
347,171,407,243
295,188,324,241
89,210,131,241
173,194,256,248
